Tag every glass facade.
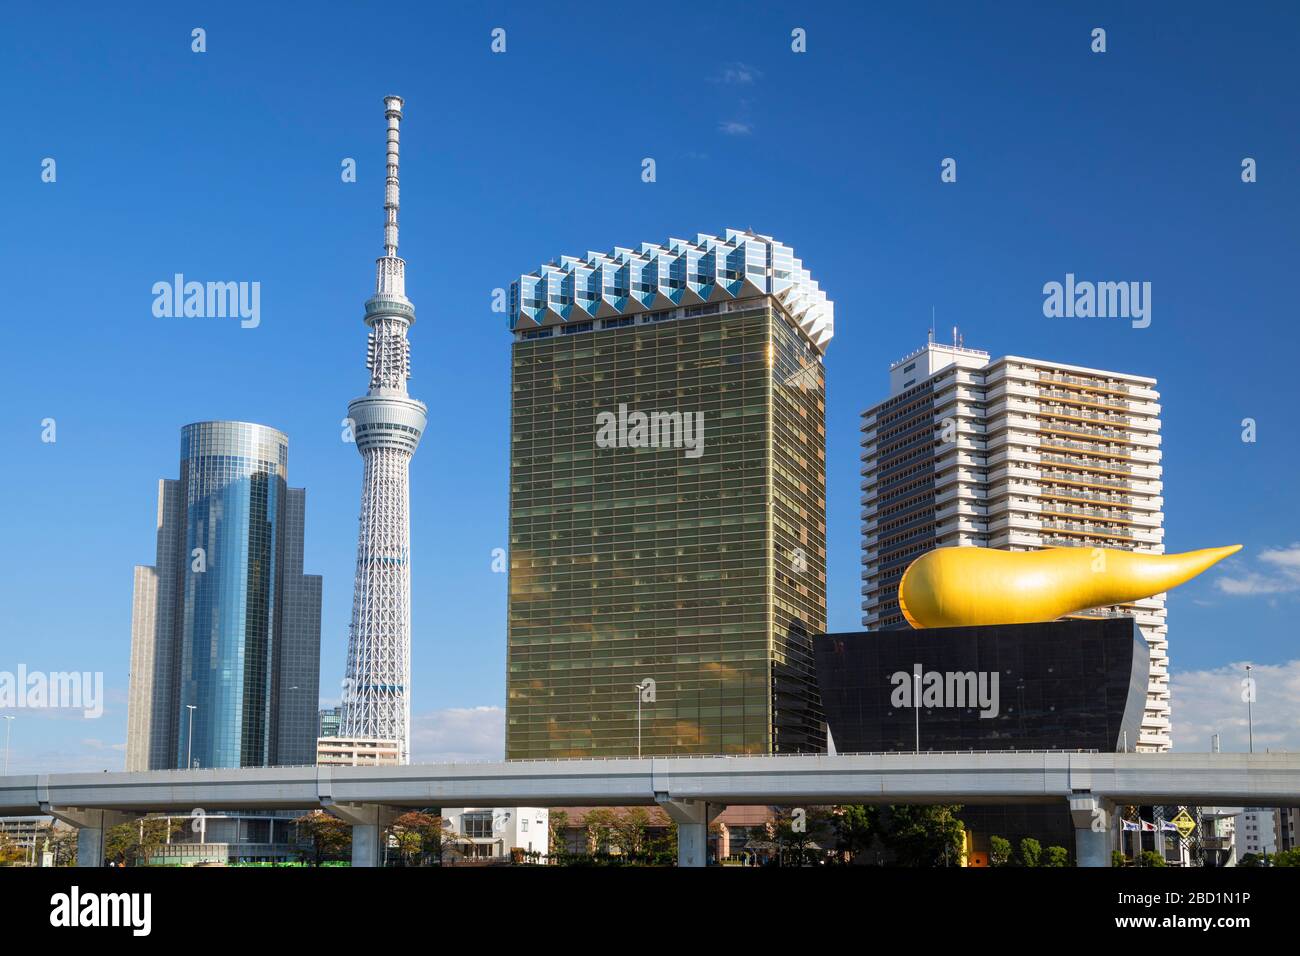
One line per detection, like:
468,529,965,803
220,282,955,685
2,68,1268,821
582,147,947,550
177,422,288,769
507,300,827,757
127,421,322,770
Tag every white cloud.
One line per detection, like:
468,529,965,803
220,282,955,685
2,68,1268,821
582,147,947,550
719,120,752,136
410,705,503,763
1261,544,1300,569
1170,659,1300,753
713,63,761,85
1215,543,1300,596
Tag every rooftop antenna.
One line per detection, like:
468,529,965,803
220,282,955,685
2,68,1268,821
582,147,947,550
382,95,402,258
928,307,935,345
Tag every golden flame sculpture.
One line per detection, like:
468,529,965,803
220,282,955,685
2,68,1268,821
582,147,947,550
897,545,1241,629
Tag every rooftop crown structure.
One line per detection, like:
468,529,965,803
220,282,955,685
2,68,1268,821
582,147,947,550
338,96,427,763
508,229,834,352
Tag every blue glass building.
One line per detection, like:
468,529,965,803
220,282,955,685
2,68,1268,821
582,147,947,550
126,422,322,769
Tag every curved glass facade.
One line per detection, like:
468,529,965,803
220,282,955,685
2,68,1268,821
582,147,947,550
176,422,288,769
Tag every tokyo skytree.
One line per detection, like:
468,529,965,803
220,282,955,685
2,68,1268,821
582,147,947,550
338,95,427,762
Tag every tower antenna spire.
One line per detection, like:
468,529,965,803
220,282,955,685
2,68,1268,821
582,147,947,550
383,95,402,259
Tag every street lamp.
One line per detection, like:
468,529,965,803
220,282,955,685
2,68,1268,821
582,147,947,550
2,715,14,775
185,704,197,769
914,668,921,753
1016,678,1026,742
634,683,644,757
633,679,655,758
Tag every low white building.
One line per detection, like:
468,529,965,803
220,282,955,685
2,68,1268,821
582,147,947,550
441,807,548,862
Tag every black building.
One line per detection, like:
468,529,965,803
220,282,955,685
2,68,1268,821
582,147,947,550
812,618,1150,862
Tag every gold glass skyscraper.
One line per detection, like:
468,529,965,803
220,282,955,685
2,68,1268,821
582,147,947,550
506,230,833,758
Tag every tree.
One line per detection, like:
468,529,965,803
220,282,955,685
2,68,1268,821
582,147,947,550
878,805,966,867
1272,848,1300,867
835,805,878,863
294,810,351,866
769,807,835,866
103,816,184,867
645,816,677,864
1111,850,1127,868
1137,849,1166,868
0,832,25,865
1237,852,1261,867
389,811,443,867
1017,837,1042,868
583,808,618,855
548,809,570,863
612,807,651,859
1043,845,1069,867
49,826,78,867
989,835,1012,867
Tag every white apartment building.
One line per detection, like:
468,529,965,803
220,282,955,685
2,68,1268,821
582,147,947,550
1237,807,1277,858
861,339,1169,750
316,736,402,767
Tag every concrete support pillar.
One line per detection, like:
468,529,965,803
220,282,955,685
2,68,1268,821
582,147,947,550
42,808,135,867
657,798,724,868
323,802,397,868
1069,793,1115,868
78,823,108,868
352,823,382,868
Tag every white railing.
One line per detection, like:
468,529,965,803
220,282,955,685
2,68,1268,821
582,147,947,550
108,748,1114,774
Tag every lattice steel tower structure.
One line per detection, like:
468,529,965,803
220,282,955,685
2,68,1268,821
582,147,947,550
338,95,427,762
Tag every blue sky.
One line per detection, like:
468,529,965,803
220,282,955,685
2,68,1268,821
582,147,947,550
2,1,1298,770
